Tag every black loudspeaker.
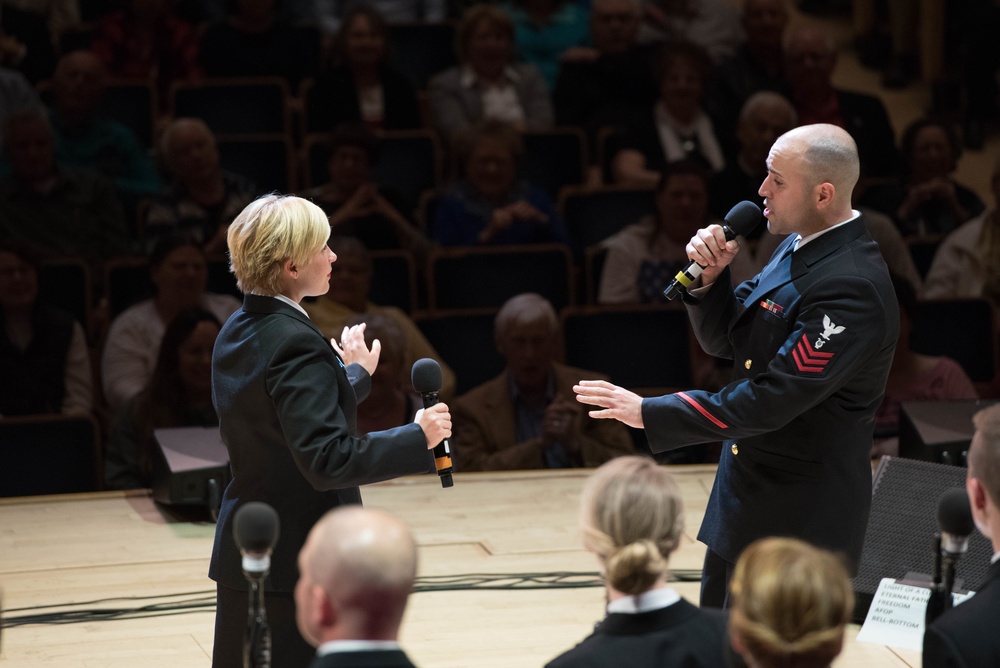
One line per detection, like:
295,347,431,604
152,426,231,520
898,399,998,466
851,457,994,623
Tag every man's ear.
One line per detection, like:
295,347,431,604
284,258,298,279
814,181,836,209
317,585,337,628
968,476,988,516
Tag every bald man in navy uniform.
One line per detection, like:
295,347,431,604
575,123,899,607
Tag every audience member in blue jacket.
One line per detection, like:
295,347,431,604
432,119,570,247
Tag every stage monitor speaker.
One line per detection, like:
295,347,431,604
898,399,997,466
152,426,231,519
851,456,993,623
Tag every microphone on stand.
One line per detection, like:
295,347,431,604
662,200,762,300
233,502,280,668
925,489,974,625
411,358,454,488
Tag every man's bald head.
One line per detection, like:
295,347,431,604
775,124,859,199
295,506,417,646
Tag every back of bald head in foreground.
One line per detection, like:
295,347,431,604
295,506,418,647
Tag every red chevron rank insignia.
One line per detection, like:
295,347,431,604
792,334,835,373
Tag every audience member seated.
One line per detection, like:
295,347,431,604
704,0,790,159
452,293,634,471
431,119,569,247
708,90,796,228
861,118,985,239
48,50,162,197
143,118,257,258
295,506,421,668
637,0,742,64
0,0,77,83
428,4,554,142
345,312,422,434
0,238,92,417
102,236,241,411
925,149,1000,303
303,236,456,399
301,123,430,258
0,109,130,265
729,537,853,668
923,403,1000,667
308,4,420,133
0,62,43,151
599,159,755,304
783,21,896,180
198,0,320,87
609,40,725,188
872,275,976,458
104,307,220,489
501,0,590,90
90,0,200,94
553,0,657,155
316,0,446,34
546,455,727,668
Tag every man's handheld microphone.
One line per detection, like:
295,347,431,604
926,489,974,624
233,502,280,668
411,358,454,488
662,200,763,300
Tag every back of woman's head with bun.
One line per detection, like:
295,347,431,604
729,538,854,668
579,456,684,596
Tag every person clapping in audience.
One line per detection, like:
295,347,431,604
452,293,632,470
546,455,728,667
729,537,853,668
432,120,569,247
104,308,221,490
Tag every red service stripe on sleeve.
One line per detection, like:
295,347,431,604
677,392,729,429
800,334,834,357
796,338,830,366
793,348,825,373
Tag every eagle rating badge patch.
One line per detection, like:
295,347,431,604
793,315,844,373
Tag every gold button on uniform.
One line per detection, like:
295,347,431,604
744,359,752,370
731,443,739,455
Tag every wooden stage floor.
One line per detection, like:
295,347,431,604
0,467,921,667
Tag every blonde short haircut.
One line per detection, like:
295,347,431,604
227,194,330,296
729,537,853,668
579,456,684,596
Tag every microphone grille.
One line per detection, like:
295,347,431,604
411,358,443,394
937,488,974,536
233,502,280,553
724,200,763,237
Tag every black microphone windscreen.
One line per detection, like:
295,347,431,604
724,201,763,237
411,358,443,394
234,502,280,553
937,488,975,536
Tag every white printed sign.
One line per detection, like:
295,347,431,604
856,578,975,651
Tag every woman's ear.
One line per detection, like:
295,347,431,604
284,258,298,278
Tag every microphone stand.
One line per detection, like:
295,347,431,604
243,566,271,668
924,533,948,625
